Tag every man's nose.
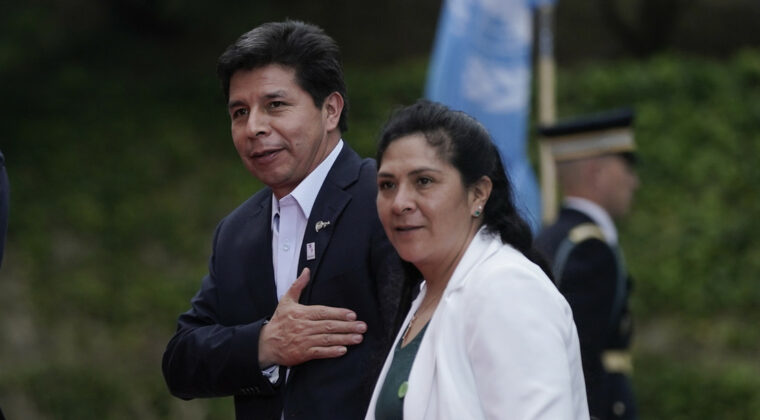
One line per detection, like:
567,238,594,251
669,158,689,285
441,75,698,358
246,109,270,138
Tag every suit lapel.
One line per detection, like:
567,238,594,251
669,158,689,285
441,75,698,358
243,191,279,312
297,145,362,304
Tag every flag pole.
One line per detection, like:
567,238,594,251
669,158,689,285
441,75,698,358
536,3,558,225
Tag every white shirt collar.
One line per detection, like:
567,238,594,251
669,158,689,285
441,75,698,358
563,196,618,245
271,139,344,219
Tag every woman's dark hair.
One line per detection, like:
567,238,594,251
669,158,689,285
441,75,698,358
377,99,553,280
216,20,349,132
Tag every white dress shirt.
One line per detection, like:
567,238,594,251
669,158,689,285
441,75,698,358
264,140,343,388
271,140,343,299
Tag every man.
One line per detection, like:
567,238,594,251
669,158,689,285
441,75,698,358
162,21,410,419
534,108,639,420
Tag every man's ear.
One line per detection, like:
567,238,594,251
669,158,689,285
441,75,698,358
470,175,493,211
322,92,344,131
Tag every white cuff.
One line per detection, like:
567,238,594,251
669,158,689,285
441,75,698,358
262,364,280,384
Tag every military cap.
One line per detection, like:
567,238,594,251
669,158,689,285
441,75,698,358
538,108,636,162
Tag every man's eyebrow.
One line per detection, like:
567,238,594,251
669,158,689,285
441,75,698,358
228,90,289,110
263,90,288,99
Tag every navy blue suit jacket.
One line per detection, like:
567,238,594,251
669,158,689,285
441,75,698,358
162,144,408,419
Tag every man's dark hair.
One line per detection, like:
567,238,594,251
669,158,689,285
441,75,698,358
217,20,349,132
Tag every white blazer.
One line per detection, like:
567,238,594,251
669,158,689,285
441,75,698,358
365,229,589,420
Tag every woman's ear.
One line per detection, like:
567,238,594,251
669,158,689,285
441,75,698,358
470,175,493,212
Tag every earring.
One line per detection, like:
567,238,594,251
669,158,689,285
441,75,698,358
473,206,483,217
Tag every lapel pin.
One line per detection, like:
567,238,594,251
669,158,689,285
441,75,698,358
306,242,316,261
315,220,331,232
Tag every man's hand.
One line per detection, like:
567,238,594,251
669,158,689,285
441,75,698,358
258,268,367,368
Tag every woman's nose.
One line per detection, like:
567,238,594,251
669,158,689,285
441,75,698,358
245,109,270,138
391,184,414,215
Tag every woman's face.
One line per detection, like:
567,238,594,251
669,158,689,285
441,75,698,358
376,134,484,274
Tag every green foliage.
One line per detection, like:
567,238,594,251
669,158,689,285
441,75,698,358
635,351,760,419
23,364,129,419
345,59,429,156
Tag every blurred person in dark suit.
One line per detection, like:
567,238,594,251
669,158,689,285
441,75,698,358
0,149,8,269
162,20,411,420
535,109,639,420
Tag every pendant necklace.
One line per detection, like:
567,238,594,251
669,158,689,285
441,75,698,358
401,293,442,344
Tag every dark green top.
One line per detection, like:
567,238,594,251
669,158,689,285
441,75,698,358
374,323,429,420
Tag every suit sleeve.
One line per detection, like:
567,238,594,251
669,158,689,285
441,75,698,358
162,219,278,399
558,238,617,411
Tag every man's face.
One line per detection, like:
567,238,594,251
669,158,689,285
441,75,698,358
227,64,342,199
596,154,639,219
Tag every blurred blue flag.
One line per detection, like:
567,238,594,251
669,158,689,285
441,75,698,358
426,0,555,232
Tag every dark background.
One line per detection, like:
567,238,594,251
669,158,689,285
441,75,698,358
2,1,760,418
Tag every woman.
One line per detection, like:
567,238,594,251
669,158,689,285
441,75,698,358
366,100,589,419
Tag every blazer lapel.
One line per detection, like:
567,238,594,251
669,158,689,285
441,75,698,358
297,145,361,304
242,191,278,312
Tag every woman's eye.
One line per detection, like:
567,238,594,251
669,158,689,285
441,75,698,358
268,101,285,110
417,177,433,186
232,108,248,119
378,181,395,190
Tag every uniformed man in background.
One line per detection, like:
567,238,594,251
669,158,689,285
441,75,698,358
535,108,639,420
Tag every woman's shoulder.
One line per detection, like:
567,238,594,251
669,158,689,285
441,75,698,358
465,243,569,310
478,243,550,284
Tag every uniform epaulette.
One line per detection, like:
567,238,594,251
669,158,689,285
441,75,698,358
568,223,605,244
553,223,607,287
